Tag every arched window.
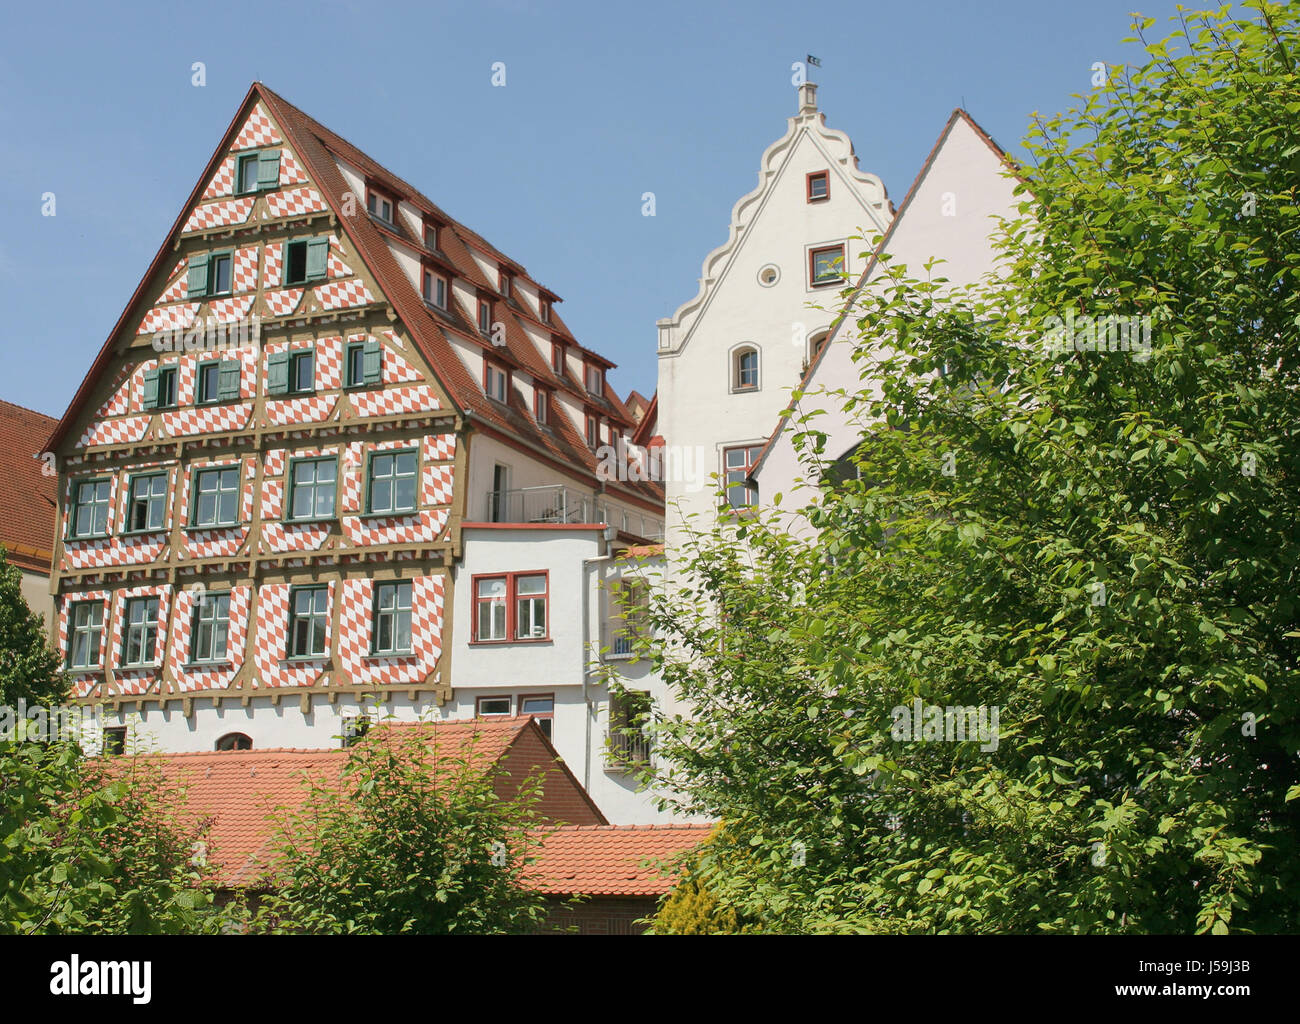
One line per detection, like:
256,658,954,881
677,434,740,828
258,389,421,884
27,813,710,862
215,732,252,751
809,329,831,362
731,345,760,392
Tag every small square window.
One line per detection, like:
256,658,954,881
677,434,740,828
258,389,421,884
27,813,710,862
367,191,393,223
289,351,314,394
477,695,512,717
102,727,126,755
810,245,846,287
807,171,830,202
237,154,260,195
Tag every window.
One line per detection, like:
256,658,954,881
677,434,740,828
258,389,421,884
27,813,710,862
477,696,512,717
733,347,759,391
723,445,763,509
423,269,447,308
586,413,600,449
121,596,160,667
807,170,830,202
809,330,831,361
489,463,510,522
539,297,551,324
186,251,233,299
423,221,438,250
341,714,371,748
478,298,492,335
127,473,167,533
102,727,126,756
283,238,329,286
192,466,240,527
499,271,512,298
235,148,280,195
345,339,382,388
534,388,549,426
216,732,252,751
288,457,337,521
67,601,104,668
608,689,653,767
197,361,219,404
142,364,180,410
520,694,554,740
551,340,565,375
367,190,394,223
472,571,550,642
190,592,231,663
585,364,604,396
289,350,315,394
69,478,111,538
485,362,508,403
515,574,547,639
810,244,846,287
609,578,649,658
288,586,329,658
367,449,418,514
371,581,413,654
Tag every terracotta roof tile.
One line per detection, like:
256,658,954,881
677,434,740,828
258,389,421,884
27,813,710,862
523,824,713,896
0,400,59,573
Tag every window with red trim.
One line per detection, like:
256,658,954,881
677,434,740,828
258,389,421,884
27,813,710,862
534,387,549,425
472,572,549,642
423,221,438,249
477,695,512,716
585,413,600,449
809,244,845,287
552,340,565,375
520,694,554,740
478,298,492,335
423,268,447,309
723,445,763,509
499,270,512,298
584,363,604,397
485,362,508,403
807,170,829,202
539,297,551,324
367,188,394,224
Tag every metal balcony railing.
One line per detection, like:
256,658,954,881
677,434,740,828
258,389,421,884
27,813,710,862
606,729,652,768
483,485,664,541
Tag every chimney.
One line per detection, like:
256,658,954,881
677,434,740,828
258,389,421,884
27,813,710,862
797,81,818,115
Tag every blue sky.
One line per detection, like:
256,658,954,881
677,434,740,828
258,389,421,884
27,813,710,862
0,0,1198,421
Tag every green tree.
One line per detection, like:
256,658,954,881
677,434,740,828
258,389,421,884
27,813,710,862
648,1,1300,934
251,727,552,934
0,548,66,708
0,740,222,934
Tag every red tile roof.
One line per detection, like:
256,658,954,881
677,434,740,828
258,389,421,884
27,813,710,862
130,717,597,888
524,823,712,896
0,399,59,574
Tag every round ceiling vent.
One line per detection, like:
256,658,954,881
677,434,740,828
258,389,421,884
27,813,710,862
757,264,780,287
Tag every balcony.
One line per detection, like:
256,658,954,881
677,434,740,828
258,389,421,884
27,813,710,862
483,485,663,541
605,728,652,769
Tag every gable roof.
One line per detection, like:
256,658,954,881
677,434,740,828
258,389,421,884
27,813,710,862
46,83,661,512
750,108,1019,480
524,823,712,896
0,399,59,574
136,717,604,888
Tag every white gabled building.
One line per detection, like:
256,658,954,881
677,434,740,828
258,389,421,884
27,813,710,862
752,109,1022,511
655,81,892,541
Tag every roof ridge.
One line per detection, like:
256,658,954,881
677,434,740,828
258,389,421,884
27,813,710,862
0,397,59,422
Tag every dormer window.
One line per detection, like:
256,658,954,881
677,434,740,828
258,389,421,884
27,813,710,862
585,413,599,448
552,340,565,375
534,387,549,425
485,362,508,403
423,268,447,309
539,297,551,324
807,170,830,202
423,221,438,249
499,271,512,299
478,298,492,335
367,189,394,224
584,364,604,397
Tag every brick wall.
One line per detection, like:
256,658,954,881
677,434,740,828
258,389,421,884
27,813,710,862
541,896,658,935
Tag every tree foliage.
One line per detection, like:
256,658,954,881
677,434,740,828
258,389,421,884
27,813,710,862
250,728,553,934
0,549,66,708
647,1,1300,933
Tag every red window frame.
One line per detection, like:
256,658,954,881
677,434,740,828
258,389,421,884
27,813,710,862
367,186,395,223
552,340,566,375
809,244,846,288
539,296,551,324
478,298,492,335
484,361,508,402
534,387,549,425
584,362,604,396
471,571,550,643
422,267,447,308
423,220,438,249
519,693,555,739
499,270,512,298
585,413,600,448
806,170,830,202
723,444,763,509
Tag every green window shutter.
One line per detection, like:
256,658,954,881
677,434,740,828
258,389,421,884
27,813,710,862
267,351,290,395
362,338,382,384
142,368,160,410
186,257,209,298
218,359,241,401
257,149,281,190
305,237,329,281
